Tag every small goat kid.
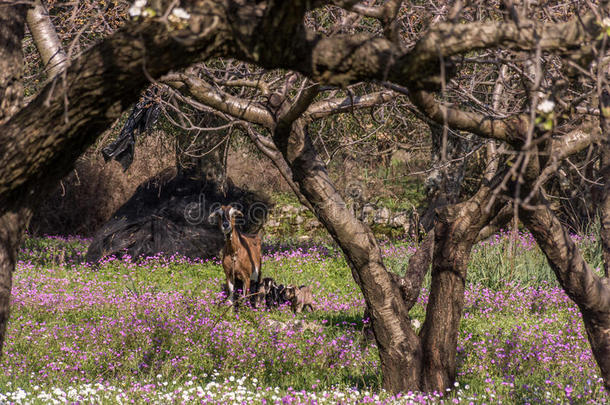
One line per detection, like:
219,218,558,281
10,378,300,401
254,277,290,309
284,285,314,314
209,205,262,307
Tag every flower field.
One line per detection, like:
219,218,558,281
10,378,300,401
0,232,609,403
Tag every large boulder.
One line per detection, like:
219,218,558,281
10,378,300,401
86,167,269,263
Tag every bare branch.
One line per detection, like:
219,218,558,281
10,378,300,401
277,80,320,129
221,79,271,96
409,90,529,146
164,73,275,128
304,90,394,120
26,0,68,78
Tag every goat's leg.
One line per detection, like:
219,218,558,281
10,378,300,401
243,278,251,307
226,279,235,306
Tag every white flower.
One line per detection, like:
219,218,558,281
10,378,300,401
134,0,147,6
128,5,142,17
537,99,555,114
602,17,610,29
171,7,191,20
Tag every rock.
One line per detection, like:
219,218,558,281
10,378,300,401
391,149,410,165
374,207,391,224
361,203,376,223
267,219,281,228
304,218,321,231
262,318,322,333
281,205,299,215
390,212,410,233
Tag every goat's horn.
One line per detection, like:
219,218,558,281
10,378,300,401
207,208,223,224
229,207,244,217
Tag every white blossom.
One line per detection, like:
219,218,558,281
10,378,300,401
537,99,555,114
128,0,147,18
602,17,610,29
171,7,191,20
128,5,142,17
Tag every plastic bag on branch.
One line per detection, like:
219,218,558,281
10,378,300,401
102,86,161,171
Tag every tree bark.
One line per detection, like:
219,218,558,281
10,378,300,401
420,124,472,231
599,89,610,277
273,122,424,392
420,185,500,391
0,4,32,355
0,5,27,125
0,209,32,352
26,0,68,78
520,195,610,390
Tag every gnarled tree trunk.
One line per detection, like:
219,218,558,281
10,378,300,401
420,183,501,391
274,122,424,391
270,116,500,393
0,5,31,355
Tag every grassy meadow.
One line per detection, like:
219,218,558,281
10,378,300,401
0,230,608,403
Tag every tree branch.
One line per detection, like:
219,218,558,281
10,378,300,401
304,90,394,121
0,7,230,211
26,0,68,78
409,90,529,146
277,81,320,130
164,73,275,128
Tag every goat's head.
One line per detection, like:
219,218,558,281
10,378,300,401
252,282,266,308
283,285,297,301
261,277,276,293
208,205,244,237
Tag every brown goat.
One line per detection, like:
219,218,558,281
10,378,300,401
284,284,314,313
209,205,262,307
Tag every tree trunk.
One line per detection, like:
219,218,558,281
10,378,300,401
0,4,29,355
0,5,27,125
420,188,499,391
520,195,610,390
272,122,424,392
420,124,473,231
0,209,32,352
599,89,610,277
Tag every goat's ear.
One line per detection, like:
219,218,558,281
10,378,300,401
208,209,222,225
228,207,244,218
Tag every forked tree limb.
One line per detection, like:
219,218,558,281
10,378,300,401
409,90,530,146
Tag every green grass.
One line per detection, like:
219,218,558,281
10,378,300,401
1,232,608,403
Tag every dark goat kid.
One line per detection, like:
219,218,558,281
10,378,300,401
254,277,290,309
209,205,262,307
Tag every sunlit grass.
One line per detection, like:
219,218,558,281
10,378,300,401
0,231,608,403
